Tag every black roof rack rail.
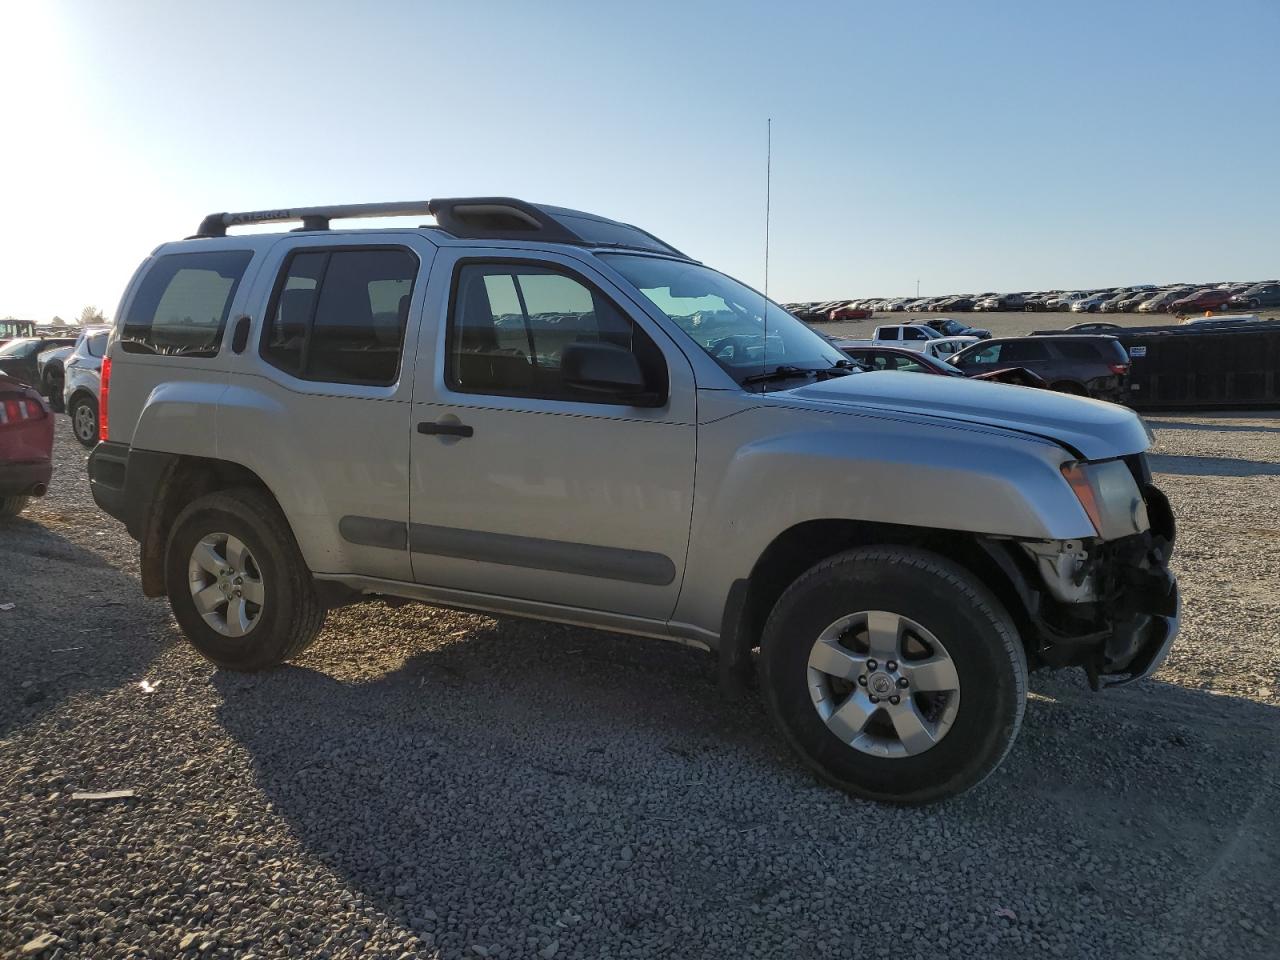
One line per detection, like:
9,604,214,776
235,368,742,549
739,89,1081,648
189,197,687,257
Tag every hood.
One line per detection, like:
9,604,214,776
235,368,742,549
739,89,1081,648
779,372,1150,460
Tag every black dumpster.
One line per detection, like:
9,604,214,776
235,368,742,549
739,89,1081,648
1114,320,1280,409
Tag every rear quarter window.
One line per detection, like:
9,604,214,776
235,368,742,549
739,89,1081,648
121,250,254,357
999,340,1051,363
1053,340,1104,361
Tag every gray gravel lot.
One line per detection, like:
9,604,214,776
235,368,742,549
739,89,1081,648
2,406,1278,960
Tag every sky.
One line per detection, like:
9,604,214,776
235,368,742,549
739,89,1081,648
1,0,1277,320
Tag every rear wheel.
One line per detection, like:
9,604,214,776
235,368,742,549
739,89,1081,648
759,547,1027,803
165,488,326,670
69,395,98,447
0,495,30,518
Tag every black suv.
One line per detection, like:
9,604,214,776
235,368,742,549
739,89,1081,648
950,335,1130,401
924,317,992,340
1229,282,1280,310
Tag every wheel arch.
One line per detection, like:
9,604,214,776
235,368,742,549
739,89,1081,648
1049,379,1087,395
67,387,96,409
137,455,284,597
717,518,1039,694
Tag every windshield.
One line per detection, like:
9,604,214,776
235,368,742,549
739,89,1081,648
601,255,847,385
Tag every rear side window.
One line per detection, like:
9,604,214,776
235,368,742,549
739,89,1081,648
122,250,254,356
261,247,418,386
878,327,900,340
1054,340,1103,361
999,340,1051,363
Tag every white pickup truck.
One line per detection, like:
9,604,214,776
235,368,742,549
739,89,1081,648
873,324,938,349
841,325,979,360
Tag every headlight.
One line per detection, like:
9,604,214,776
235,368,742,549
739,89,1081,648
1061,459,1149,540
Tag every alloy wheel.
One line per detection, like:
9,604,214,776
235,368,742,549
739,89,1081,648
806,610,961,758
74,403,96,442
188,533,265,638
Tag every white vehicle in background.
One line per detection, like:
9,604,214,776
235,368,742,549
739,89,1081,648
1071,292,1114,313
923,335,979,360
64,327,110,446
36,342,76,410
1180,314,1264,326
1046,292,1087,311
868,324,942,351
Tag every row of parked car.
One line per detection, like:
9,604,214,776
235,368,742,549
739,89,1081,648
787,279,1280,320
0,327,108,448
827,322,1130,404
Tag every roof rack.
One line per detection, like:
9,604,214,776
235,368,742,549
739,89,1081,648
193,201,435,238
190,196,686,257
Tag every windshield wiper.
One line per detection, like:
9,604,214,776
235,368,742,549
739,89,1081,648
742,364,853,386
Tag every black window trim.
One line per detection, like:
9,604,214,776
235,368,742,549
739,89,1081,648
259,242,420,387
120,248,256,358
443,255,669,408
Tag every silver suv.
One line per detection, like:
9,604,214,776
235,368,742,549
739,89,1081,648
87,198,1178,803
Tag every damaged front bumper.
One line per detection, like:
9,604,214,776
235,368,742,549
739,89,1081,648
1015,482,1180,688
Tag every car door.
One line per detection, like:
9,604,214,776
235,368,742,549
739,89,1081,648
900,326,933,351
219,234,432,582
408,248,697,623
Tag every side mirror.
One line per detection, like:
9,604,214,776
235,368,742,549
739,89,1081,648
561,342,659,405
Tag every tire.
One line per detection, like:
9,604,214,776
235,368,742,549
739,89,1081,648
164,487,326,670
759,547,1027,804
0,495,30,518
43,369,64,412
69,395,99,447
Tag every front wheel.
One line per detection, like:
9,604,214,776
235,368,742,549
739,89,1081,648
759,547,1027,804
165,488,326,670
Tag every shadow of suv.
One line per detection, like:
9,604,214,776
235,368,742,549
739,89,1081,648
950,335,1130,401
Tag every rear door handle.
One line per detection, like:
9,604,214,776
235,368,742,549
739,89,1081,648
417,421,473,438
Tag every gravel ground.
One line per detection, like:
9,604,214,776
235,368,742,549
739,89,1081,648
2,409,1278,960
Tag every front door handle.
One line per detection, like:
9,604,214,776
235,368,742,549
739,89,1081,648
417,421,474,438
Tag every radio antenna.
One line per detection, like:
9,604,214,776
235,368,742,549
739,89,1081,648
761,117,772,389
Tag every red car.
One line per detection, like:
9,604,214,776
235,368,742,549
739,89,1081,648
0,372,54,517
1169,288,1233,314
827,302,874,321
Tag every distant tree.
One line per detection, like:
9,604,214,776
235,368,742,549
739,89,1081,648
78,306,105,326
50,315,64,326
